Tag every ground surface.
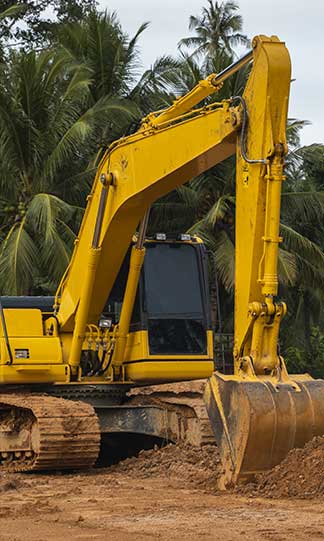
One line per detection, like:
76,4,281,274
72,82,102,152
1,442,324,541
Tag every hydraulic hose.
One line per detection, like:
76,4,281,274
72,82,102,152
231,95,268,165
0,296,13,364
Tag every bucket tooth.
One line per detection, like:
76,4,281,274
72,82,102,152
204,372,324,488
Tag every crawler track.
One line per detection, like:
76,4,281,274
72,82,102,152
0,394,100,472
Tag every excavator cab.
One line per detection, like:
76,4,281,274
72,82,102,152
101,237,214,383
1,237,214,385
105,238,211,353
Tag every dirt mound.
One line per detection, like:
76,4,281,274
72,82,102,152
111,443,221,490
240,436,324,499
111,436,324,498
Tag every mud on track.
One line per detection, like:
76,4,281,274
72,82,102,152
0,441,324,540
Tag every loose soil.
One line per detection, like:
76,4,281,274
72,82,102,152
240,436,324,499
0,439,324,540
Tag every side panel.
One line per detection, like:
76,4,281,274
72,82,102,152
124,330,214,384
0,309,68,383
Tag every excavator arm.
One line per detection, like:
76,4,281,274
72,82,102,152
55,97,239,371
205,37,324,488
56,35,290,375
54,35,295,380
54,57,255,373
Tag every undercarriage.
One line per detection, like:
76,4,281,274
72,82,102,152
0,381,213,472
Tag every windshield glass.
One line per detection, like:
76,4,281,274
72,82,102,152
144,243,204,319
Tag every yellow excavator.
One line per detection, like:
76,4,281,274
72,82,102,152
0,35,323,483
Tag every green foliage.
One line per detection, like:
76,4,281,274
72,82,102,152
299,144,324,188
0,46,135,293
178,0,249,60
0,1,97,48
54,1,97,22
285,327,324,378
58,11,180,118
0,8,188,294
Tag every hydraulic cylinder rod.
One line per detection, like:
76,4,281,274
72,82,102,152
68,174,111,371
111,209,150,374
149,49,253,128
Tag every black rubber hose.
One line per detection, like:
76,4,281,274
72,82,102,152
96,346,114,376
0,296,13,364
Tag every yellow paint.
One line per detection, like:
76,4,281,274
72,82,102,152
0,364,69,384
112,246,146,369
0,309,44,337
234,35,291,374
125,360,214,384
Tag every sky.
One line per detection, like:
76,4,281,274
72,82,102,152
99,0,324,146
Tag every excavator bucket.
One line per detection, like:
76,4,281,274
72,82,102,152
204,372,324,488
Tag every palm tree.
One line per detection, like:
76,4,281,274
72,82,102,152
0,48,135,294
279,136,324,360
58,11,180,124
178,1,249,61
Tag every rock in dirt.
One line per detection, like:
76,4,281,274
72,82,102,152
239,436,324,499
0,479,22,492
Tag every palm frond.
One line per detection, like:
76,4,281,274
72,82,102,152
0,4,25,21
26,193,74,243
0,219,38,294
205,195,234,226
282,191,324,225
281,223,324,278
278,248,297,286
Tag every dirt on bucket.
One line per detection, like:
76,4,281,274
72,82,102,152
238,436,324,499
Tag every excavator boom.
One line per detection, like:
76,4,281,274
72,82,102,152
56,105,237,331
